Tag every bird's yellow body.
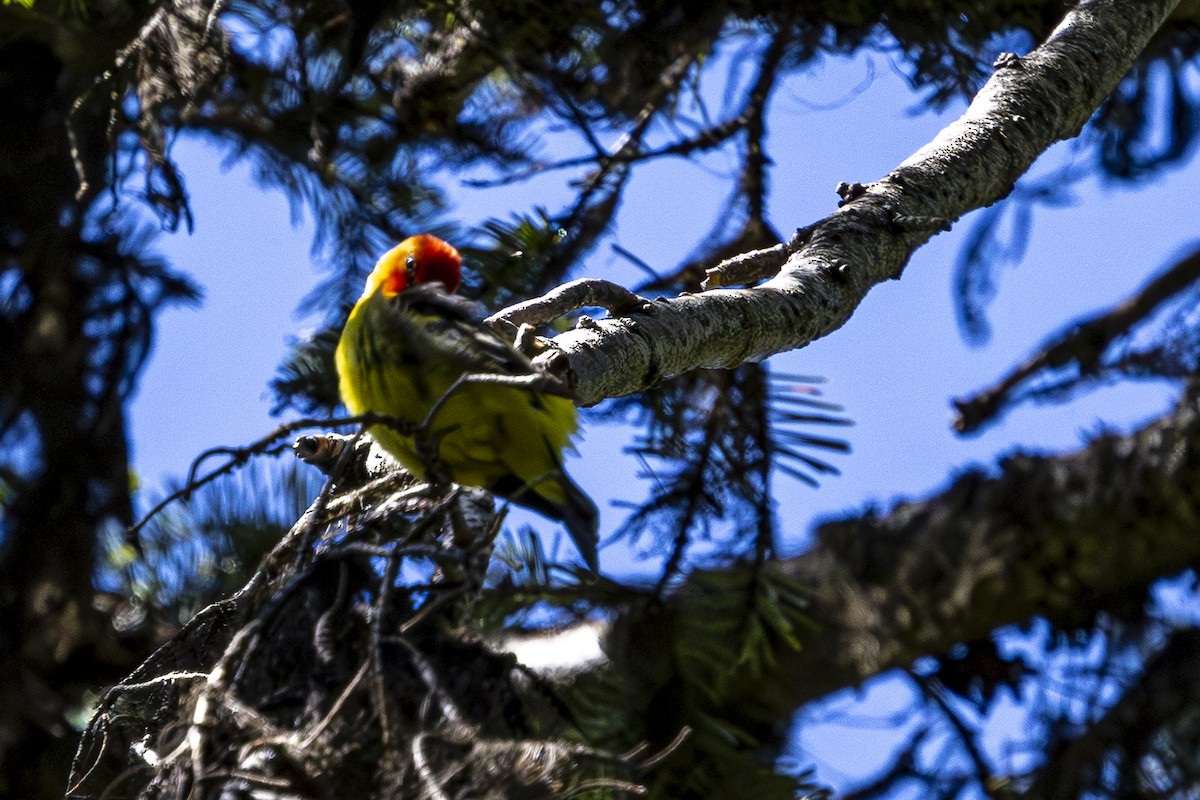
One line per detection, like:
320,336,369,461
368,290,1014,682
335,235,598,567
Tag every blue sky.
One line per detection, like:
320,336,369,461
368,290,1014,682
127,47,1195,791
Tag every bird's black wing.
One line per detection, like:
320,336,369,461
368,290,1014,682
381,282,541,379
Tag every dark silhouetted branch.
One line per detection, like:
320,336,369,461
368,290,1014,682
954,245,1200,433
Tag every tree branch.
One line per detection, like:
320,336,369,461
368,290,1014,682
1023,627,1200,799
771,380,1200,697
593,380,1200,739
540,0,1182,406
954,245,1200,433
487,278,652,328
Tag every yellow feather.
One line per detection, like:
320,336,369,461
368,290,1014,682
335,238,597,567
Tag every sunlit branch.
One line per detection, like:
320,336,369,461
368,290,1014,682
487,278,652,327
702,224,815,288
542,0,1183,407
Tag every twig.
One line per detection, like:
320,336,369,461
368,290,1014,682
186,620,262,792
561,778,647,798
299,660,370,750
412,734,452,800
630,725,691,770
460,115,738,187
128,413,418,538
702,224,815,289
611,243,665,285
527,52,695,285
393,637,472,729
336,541,459,564
486,278,653,328
462,53,768,191
652,388,728,597
67,6,167,199
370,548,402,745
397,588,465,635
906,670,994,794
740,24,791,225
322,476,431,521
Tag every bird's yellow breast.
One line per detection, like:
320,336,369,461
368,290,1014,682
335,288,578,506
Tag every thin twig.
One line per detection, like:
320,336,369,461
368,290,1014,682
906,670,994,793
373,560,400,737
129,413,417,538
186,620,262,793
393,637,472,729
631,725,692,770
740,24,792,224
412,734,452,800
299,660,371,750
561,778,647,798
397,588,465,635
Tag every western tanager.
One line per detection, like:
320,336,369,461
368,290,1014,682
335,234,599,569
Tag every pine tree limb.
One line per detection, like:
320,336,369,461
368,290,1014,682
537,0,1182,406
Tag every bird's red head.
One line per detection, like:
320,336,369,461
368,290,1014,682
375,234,462,297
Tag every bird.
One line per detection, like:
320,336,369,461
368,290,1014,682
334,234,599,569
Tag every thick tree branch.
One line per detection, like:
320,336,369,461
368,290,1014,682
84,378,1200,797
781,381,1200,691
542,0,1182,406
595,381,1200,737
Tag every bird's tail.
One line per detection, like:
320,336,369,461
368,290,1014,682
493,471,599,570
555,473,599,571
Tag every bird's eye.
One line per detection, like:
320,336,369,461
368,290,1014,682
405,254,418,282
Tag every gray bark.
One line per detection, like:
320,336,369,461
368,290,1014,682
546,0,1182,406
